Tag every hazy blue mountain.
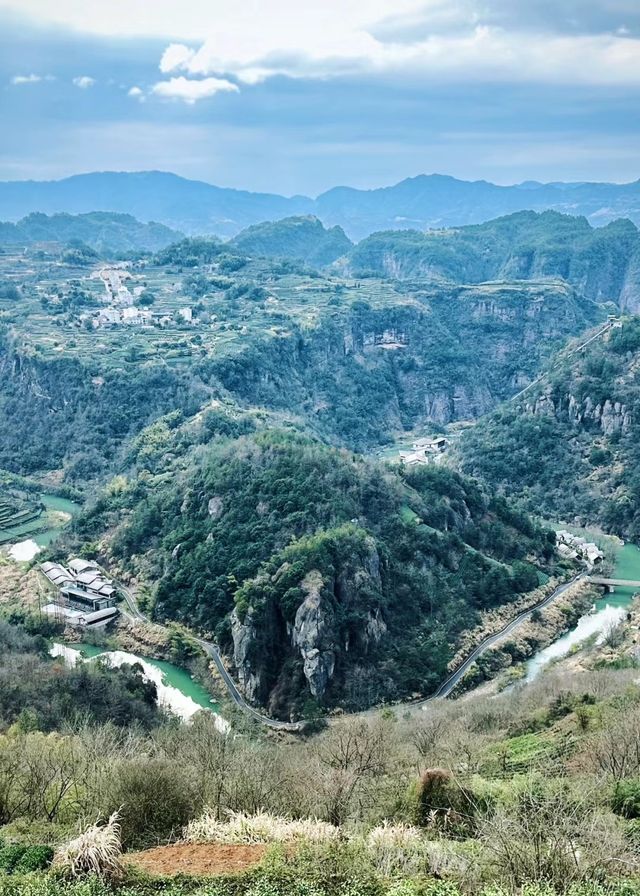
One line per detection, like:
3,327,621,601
1,171,640,240
0,211,182,254
229,216,352,266
316,174,640,239
0,171,311,240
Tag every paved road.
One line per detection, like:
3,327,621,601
408,573,586,709
118,581,303,731
118,572,585,728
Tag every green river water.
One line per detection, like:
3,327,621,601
36,494,82,546
76,642,220,714
525,541,640,680
31,489,640,712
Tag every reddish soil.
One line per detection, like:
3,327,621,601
126,842,267,877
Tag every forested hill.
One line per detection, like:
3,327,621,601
0,212,182,254
75,425,557,717
457,317,640,540
344,211,640,310
229,216,352,266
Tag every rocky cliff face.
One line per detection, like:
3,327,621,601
230,536,387,710
291,571,336,698
457,317,640,540
208,282,601,450
529,390,632,436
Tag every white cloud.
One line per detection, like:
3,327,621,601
128,86,144,97
72,75,95,88
160,43,196,74
11,73,42,84
4,0,640,88
151,76,239,104
149,1,640,88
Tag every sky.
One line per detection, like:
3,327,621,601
0,0,638,195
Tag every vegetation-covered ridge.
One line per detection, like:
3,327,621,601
458,316,640,538
0,212,182,254
0,258,602,479
344,210,640,310
74,424,557,717
229,215,353,267
4,169,640,239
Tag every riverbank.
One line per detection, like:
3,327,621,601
51,641,230,732
1,493,81,561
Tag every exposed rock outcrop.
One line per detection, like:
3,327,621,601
291,571,336,698
529,389,632,435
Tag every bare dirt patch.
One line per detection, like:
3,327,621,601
125,842,267,877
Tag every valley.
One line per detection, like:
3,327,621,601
0,208,635,719
3,202,640,896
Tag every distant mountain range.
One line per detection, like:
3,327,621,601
1,171,639,240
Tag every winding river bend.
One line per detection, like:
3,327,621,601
51,642,229,731
525,541,640,682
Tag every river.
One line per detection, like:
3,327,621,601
525,541,640,681
7,493,81,561
51,642,229,731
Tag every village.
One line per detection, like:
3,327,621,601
398,435,449,466
87,265,195,329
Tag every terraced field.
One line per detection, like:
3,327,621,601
0,493,44,545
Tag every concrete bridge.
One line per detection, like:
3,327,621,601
588,576,640,593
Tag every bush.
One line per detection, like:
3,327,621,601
53,812,123,881
0,845,27,873
612,780,640,819
185,810,341,845
103,758,200,849
15,845,54,872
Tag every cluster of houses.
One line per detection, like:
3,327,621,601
91,305,194,329
91,266,136,306
399,436,448,467
556,531,604,567
40,558,119,628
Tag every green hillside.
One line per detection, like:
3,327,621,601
0,211,182,255
75,424,556,717
458,317,640,538
345,211,640,310
230,215,353,267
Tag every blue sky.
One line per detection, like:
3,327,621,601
0,1,639,194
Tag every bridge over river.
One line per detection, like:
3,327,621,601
588,576,640,591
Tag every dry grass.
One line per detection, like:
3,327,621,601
53,811,124,881
184,809,341,845
366,822,429,876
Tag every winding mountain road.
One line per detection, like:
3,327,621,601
117,572,585,730
118,581,303,731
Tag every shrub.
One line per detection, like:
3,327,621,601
366,822,429,877
103,758,200,849
612,780,640,819
53,811,123,881
0,845,27,873
15,845,54,872
414,769,480,832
